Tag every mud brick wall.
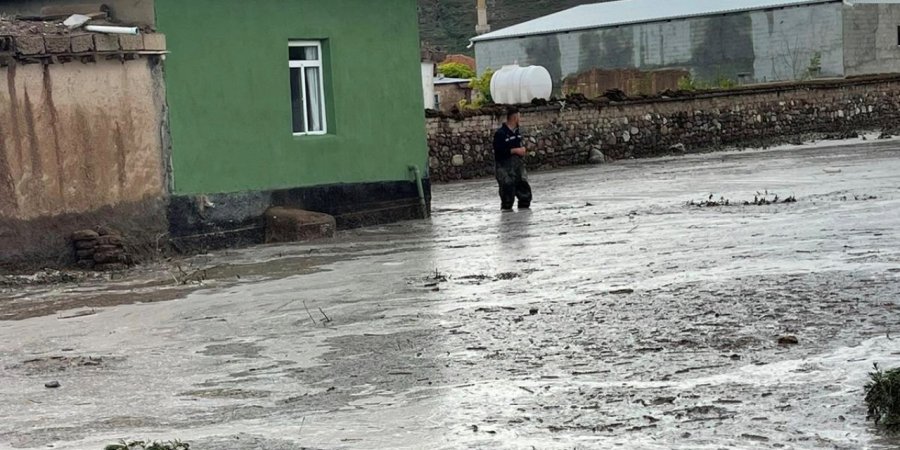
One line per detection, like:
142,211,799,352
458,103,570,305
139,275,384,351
0,57,169,270
427,76,900,182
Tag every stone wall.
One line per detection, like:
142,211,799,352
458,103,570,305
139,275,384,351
427,76,900,182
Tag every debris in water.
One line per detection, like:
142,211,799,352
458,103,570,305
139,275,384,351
741,433,770,442
608,288,635,295
104,441,190,450
496,272,521,281
777,336,799,345
688,192,797,207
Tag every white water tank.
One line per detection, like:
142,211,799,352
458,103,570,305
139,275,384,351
490,65,553,105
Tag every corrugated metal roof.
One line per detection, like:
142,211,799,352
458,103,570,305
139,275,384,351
471,0,839,43
434,77,471,85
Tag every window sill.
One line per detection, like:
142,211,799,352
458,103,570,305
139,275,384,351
293,132,329,137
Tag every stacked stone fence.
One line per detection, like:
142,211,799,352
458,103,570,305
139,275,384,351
426,76,900,182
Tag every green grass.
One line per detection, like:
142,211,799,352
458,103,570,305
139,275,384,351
865,364,900,431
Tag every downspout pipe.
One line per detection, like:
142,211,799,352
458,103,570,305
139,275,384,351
85,25,140,35
409,165,429,219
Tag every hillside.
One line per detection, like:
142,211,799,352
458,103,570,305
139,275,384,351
418,0,604,54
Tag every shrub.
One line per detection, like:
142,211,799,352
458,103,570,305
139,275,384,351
677,75,697,91
677,74,737,91
806,52,823,79
437,62,475,79
469,69,494,106
865,364,900,431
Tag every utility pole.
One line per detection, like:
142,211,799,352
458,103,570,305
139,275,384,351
476,0,491,35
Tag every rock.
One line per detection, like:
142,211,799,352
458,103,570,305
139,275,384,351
588,148,605,164
74,240,97,250
75,249,95,259
451,154,465,167
777,335,799,345
669,143,686,153
75,260,96,270
44,381,60,389
96,235,123,246
265,207,336,244
95,226,119,236
529,308,539,315
93,251,126,264
71,230,99,241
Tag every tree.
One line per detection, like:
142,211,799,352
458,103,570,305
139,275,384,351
438,62,476,79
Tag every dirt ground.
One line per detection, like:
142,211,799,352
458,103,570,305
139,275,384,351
1,138,900,449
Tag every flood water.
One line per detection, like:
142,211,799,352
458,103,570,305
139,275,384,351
1,139,899,449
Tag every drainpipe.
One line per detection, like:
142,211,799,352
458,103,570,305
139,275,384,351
409,165,429,219
84,25,140,35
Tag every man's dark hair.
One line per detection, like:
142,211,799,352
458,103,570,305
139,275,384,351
506,106,519,120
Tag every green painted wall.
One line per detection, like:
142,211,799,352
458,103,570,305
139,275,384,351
155,0,427,195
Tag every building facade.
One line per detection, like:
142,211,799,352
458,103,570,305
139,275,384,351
473,0,900,94
0,0,429,267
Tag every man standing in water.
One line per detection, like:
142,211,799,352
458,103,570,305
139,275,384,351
493,107,532,211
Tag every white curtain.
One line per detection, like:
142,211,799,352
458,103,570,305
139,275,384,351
305,67,323,132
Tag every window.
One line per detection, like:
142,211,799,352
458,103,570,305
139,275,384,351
434,94,440,110
289,41,327,135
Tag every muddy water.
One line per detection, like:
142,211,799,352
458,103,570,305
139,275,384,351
1,140,899,449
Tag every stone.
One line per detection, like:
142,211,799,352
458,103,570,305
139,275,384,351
142,33,167,51
96,235,124,246
265,207,336,244
622,131,631,143
75,249,95,259
93,34,119,52
96,226,119,236
14,36,45,55
669,143,686,153
44,381,60,389
119,34,144,51
43,35,71,53
589,148,605,164
70,34,94,53
94,251,126,264
74,240,97,250
451,155,465,167
71,230,99,241
76,260,96,270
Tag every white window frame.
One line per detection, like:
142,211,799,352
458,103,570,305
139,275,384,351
289,40,328,136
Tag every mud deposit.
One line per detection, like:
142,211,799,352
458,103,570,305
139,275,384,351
1,140,900,449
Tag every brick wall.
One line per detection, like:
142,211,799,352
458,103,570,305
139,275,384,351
427,76,900,182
